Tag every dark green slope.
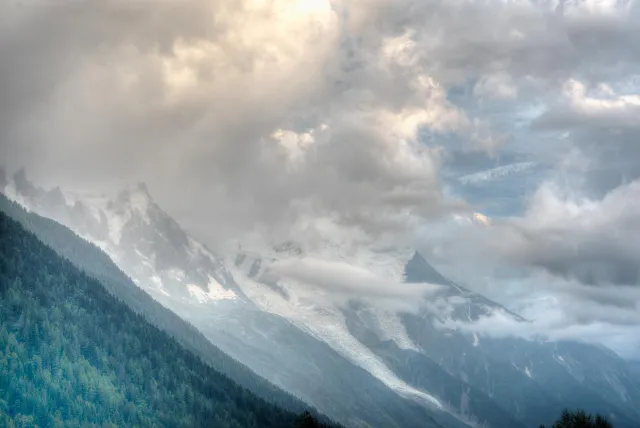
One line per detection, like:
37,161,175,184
0,210,331,427
0,194,327,421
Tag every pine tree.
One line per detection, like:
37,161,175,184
539,409,614,428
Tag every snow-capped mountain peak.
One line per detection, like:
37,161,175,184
115,182,153,217
2,173,240,303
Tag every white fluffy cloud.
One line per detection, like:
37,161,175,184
270,256,441,311
2,0,495,243
535,78,640,130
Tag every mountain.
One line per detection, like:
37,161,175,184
4,171,640,428
233,249,640,428
1,175,465,428
629,361,640,381
0,209,334,427
6,171,243,302
399,254,640,427
0,192,333,422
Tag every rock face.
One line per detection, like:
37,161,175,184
4,172,640,428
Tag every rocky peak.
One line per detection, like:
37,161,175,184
404,251,452,285
13,169,38,198
273,241,304,257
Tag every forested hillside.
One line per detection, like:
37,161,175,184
0,211,330,427
0,193,327,420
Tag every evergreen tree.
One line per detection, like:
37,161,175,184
295,410,333,428
540,409,614,428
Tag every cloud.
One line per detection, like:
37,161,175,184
534,79,640,131
420,178,640,290
6,0,638,245
530,76,640,198
413,179,640,356
2,0,502,245
504,180,640,286
458,162,536,185
269,256,441,311
442,285,640,358
2,0,640,355
473,72,519,101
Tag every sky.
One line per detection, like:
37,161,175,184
1,0,640,358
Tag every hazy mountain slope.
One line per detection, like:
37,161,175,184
233,238,640,428
0,210,326,428
177,300,464,428
480,339,640,422
343,305,526,428
234,248,528,428
230,249,487,428
401,253,640,428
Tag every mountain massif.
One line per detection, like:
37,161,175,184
2,169,639,428
0,208,336,427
